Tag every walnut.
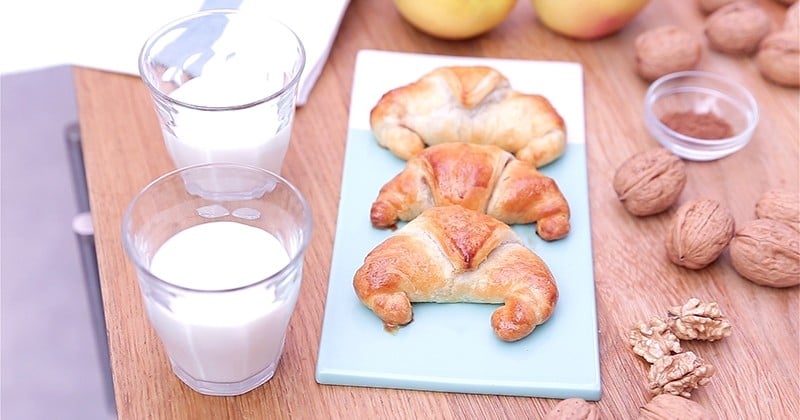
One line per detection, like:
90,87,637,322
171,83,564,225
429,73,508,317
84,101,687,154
543,398,599,420
648,351,715,397
613,148,687,216
756,31,800,87
666,199,735,269
755,188,800,231
629,317,683,363
667,298,732,341
729,219,800,288
697,0,737,14
637,394,714,420
705,1,772,55
635,25,703,82
785,2,799,32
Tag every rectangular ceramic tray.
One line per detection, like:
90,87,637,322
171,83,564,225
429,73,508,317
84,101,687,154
315,49,601,400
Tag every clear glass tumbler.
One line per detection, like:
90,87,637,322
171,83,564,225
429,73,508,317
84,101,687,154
138,9,306,175
121,163,312,396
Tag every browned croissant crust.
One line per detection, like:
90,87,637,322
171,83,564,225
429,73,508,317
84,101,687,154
369,66,567,168
353,205,559,342
370,143,571,241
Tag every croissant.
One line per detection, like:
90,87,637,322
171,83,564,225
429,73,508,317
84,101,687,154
370,143,571,241
369,65,567,168
354,205,558,342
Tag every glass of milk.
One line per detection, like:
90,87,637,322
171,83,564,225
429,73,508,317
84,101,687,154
138,9,305,175
121,163,312,396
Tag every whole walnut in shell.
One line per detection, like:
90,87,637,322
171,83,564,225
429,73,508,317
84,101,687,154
635,25,703,81
756,188,800,231
543,398,599,420
729,219,800,288
756,31,800,87
666,199,735,269
705,1,772,55
637,394,713,420
614,148,687,216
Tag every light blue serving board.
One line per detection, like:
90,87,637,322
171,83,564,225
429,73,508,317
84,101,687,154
315,50,601,400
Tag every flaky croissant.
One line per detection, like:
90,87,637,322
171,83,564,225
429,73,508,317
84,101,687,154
370,143,571,241
353,205,559,342
370,65,567,168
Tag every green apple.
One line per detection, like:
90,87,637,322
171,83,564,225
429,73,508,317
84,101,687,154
394,0,518,40
531,0,651,40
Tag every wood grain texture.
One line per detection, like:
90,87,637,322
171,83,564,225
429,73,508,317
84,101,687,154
73,0,798,418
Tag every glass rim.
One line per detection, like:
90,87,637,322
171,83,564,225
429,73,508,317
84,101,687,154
121,162,313,294
137,8,307,111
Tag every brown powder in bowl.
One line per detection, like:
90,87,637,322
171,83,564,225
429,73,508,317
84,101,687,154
660,111,734,139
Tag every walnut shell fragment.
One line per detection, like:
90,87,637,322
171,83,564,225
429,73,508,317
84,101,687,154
637,394,714,420
614,148,687,216
543,398,599,420
705,1,772,55
756,31,800,87
635,25,703,82
648,351,715,397
666,199,735,269
729,219,800,288
629,317,683,363
755,188,800,231
667,298,732,341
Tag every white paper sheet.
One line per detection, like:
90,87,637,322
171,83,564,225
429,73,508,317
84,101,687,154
0,0,350,106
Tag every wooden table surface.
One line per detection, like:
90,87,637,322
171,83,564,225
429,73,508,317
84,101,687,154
73,0,798,418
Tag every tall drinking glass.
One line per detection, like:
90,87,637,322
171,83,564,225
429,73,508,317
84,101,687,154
138,9,305,174
121,163,312,396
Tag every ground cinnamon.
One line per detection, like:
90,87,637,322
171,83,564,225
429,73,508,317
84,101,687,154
660,111,734,140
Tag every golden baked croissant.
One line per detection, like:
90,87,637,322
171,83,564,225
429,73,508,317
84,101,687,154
353,205,559,342
370,65,567,168
370,143,571,241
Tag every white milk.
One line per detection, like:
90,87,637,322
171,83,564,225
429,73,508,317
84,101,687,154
165,75,293,174
147,221,299,383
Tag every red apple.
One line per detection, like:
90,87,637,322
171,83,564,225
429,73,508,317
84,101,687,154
531,0,651,40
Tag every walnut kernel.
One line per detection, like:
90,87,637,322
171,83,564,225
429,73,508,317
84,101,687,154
543,398,599,420
666,199,735,269
613,148,687,217
638,394,713,420
705,1,772,55
667,298,732,341
729,219,800,288
629,317,683,363
635,25,703,81
756,31,800,87
755,188,800,231
648,351,715,397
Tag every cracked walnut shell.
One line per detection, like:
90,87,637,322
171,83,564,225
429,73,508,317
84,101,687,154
543,398,599,420
629,317,683,363
756,188,800,231
756,31,800,88
667,298,732,341
614,148,687,217
637,394,713,420
648,351,715,398
729,219,800,288
635,25,703,82
705,1,772,55
666,199,735,269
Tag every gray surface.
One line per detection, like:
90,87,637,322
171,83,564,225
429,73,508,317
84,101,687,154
1,66,117,420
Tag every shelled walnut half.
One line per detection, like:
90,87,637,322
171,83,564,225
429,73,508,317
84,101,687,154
648,351,715,398
667,298,732,341
629,317,683,363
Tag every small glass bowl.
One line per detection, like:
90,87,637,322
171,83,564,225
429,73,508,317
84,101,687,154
644,71,758,161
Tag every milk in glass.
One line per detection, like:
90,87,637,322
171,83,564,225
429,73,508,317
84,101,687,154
147,221,298,383
165,73,293,174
